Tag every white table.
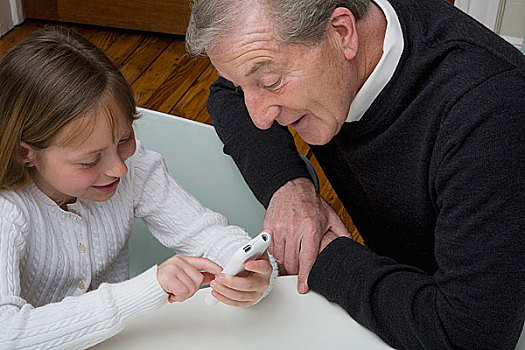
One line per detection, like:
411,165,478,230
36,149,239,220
93,276,394,349
102,108,525,349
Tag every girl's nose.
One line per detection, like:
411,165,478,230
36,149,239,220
106,156,128,178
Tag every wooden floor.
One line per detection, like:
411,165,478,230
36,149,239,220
0,20,362,243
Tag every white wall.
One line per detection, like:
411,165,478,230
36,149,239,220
499,0,525,52
455,0,524,52
455,0,501,31
500,0,525,37
0,0,24,38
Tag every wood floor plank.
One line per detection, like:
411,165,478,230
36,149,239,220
340,208,363,244
192,106,213,125
170,63,219,120
102,32,145,67
291,130,310,157
0,21,44,57
132,40,188,106
119,35,172,85
140,55,209,114
80,28,120,52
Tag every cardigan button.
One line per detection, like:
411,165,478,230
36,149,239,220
77,281,85,290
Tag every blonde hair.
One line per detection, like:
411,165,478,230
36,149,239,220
0,27,138,190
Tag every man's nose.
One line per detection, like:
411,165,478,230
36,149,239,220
244,89,281,130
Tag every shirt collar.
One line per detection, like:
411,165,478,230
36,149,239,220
346,0,404,123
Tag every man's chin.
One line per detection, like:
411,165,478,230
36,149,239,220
297,130,332,146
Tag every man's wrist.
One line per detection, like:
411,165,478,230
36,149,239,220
319,230,339,252
276,177,316,195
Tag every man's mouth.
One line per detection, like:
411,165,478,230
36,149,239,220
289,115,307,129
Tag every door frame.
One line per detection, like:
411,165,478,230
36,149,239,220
0,0,24,37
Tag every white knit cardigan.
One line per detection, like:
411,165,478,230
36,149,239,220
0,142,277,349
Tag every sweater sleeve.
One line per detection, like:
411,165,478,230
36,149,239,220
207,76,311,207
308,71,525,349
0,200,168,350
131,143,278,295
132,142,249,267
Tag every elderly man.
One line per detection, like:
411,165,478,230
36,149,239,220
186,0,525,348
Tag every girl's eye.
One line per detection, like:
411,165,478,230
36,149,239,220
118,135,133,145
119,130,135,145
80,158,99,168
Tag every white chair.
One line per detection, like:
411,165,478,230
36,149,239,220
129,108,318,277
518,323,525,350
128,108,265,276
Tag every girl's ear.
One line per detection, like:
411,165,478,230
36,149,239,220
19,141,36,167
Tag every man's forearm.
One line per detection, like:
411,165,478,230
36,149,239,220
208,77,311,207
309,235,524,350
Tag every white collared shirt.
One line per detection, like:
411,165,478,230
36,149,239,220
346,0,404,123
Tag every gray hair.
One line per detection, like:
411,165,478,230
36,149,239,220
186,0,371,56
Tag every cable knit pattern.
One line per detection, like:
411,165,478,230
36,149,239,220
0,141,276,349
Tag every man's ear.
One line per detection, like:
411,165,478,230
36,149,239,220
19,141,37,167
328,7,359,61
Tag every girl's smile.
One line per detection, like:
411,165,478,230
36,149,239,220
20,99,137,209
92,178,121,193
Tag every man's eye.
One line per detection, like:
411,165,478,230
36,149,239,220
264,76,282,90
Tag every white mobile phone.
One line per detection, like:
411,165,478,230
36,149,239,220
205,231,272,305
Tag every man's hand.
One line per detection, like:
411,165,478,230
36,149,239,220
264,177,350,294
319,230,339,252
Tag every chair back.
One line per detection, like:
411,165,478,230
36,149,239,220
129,108,266,276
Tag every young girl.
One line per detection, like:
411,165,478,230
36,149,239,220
0,27,277,349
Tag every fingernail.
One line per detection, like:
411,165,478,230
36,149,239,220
216,274,225,283
298,283,307,294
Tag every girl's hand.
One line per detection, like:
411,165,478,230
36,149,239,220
209,254,273,307
157,255,222,303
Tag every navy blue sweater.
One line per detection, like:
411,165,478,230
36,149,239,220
208,0,525,348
